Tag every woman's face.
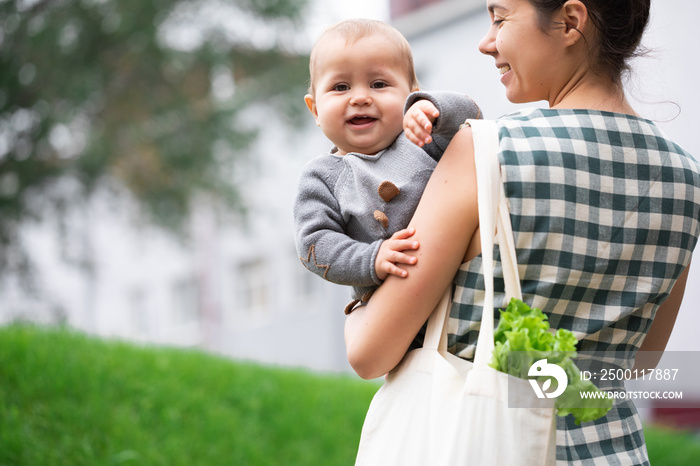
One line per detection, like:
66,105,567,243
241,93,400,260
478,0,568,105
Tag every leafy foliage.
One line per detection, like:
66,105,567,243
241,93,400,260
490,298,613,424
0,0,310,274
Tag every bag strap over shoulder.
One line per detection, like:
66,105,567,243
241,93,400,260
467,119,522,368
422,120,522,362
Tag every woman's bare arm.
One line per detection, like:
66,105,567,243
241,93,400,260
632,261,691,371
344,128,480,379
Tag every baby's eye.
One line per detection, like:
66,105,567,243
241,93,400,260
371,81,388,89
332,83,350,92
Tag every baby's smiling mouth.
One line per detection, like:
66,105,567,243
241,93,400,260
348,116,377,126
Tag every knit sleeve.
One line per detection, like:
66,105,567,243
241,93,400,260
294,158,383,287
404,90,482,161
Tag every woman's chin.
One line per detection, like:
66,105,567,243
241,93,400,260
505,90,540,105
506,94,528,104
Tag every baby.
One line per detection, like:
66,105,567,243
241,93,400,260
294,19,481,313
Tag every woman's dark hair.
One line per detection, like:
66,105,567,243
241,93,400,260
528,0,651,84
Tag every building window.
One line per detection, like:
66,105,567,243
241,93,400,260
171,277,200,325
237,259,268,313
129,288,149,336
295,256,318,299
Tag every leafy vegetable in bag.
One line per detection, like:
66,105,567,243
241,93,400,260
490,299,613,424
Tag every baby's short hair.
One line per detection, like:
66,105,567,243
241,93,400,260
308,19,419,96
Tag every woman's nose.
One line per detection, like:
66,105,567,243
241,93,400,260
478,27,497,56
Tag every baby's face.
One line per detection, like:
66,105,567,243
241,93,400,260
305,34,415,155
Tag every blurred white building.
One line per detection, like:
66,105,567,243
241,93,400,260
1,0,699,392
0,99,353,372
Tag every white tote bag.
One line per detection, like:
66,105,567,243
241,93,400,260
354,120,556,466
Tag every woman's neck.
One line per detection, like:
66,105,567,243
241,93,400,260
550,72,637,116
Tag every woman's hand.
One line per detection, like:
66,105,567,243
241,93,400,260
404,100,440,147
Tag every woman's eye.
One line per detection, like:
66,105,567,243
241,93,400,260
493,18,504,26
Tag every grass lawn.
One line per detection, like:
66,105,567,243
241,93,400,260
0,324,377,465
645,424,700,465
1,324,698,465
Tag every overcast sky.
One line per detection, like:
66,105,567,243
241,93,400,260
306,0,389,41
327,0,389,19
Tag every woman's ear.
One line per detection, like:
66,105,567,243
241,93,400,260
304,94,320,125
560,0,590,46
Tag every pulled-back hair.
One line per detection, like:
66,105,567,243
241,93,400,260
528,0,651,84
307,19,419,95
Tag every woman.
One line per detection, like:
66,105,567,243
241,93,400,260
345,0,700,464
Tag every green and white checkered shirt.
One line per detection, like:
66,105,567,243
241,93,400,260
449,108,700,465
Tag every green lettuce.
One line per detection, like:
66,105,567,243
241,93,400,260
489,299,613,424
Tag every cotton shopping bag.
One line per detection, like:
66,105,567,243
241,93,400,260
354,119,556,466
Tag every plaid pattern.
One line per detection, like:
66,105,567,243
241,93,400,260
449,108,700,465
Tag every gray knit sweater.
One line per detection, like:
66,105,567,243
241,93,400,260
293,91,481,303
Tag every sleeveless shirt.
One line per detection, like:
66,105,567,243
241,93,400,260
449,108,700,464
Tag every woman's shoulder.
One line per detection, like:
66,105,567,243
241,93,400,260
494,107,699,171
494,107,663,139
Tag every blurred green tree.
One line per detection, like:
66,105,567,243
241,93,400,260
0,0,310,276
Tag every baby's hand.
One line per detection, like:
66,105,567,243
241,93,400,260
404,100,440,147
375,228,419,281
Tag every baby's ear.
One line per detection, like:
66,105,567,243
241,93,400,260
304,94,319,122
